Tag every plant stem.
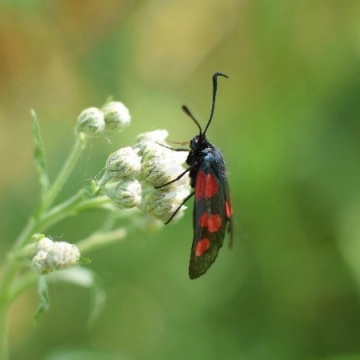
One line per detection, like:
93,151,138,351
42,133,88,212
0,133,89,360
39,189,88,230
77,228,127,253
0,218,37,360
0,218,37,296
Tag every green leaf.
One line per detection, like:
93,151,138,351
48,268,106,326
31,109,50,197
34,276,50,321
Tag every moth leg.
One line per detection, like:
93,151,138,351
164,191,195,224
155,142,188,152
155,162,197,189
167,139,190,146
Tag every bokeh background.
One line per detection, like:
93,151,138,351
1,1,360,359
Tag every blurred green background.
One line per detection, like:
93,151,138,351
1,1,360,359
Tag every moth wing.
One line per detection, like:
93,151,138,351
189,168,229,279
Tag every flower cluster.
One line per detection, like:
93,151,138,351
76,101,131,136
100,130,190,224
31,237,80,274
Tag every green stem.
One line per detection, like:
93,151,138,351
0,239,42,358
39,195,111,231
77,228,127,253
39,189,88,230
73,196,111,212
0,133,89,360
0,217,37,360
0,187,89,306
42,133,88,212
0,218,37,295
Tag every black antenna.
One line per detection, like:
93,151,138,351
203,72,229,135
182,105,202,135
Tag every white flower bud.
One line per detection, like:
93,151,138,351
105,147,141,180
47,242,80,270
32,250,52,274
135,130,169,156
36,237,54,251
76,107,105,135
140,150,188,188
102,179,142,208
99,128,190,224
143,187,190,223
102,101,131,133
31,237,80,274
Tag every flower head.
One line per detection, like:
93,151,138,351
135,130,169,156
47,242,80,270
105,147,142,180
140,150,188,188
102,101,131,133
31,237,80,274
100,129,191,224
142,187,189,223
102,179,142,208
76,107,105,136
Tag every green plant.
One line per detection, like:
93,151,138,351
0,102,189,360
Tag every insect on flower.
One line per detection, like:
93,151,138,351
156,72,233,279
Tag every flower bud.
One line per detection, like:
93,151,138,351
31,237,80,274
76,107,105,135
36,237,54,251
140,151,188,188
135,130,169,156
102,179,142,208
32,250,52,274
102,101,131,133
143,187,190,223
105,146,141,180
47,242,80,270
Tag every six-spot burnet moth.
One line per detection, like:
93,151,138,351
157,72,233,279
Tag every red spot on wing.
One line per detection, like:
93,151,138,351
208,214,222,232
198,213,208,227
199,213,222,232
225,201,232,218
195,238,210,256
205,173,218,199
195,171,206,200
195,172,218,200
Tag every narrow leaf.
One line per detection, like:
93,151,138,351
34,276,50,321
31,109,50,196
